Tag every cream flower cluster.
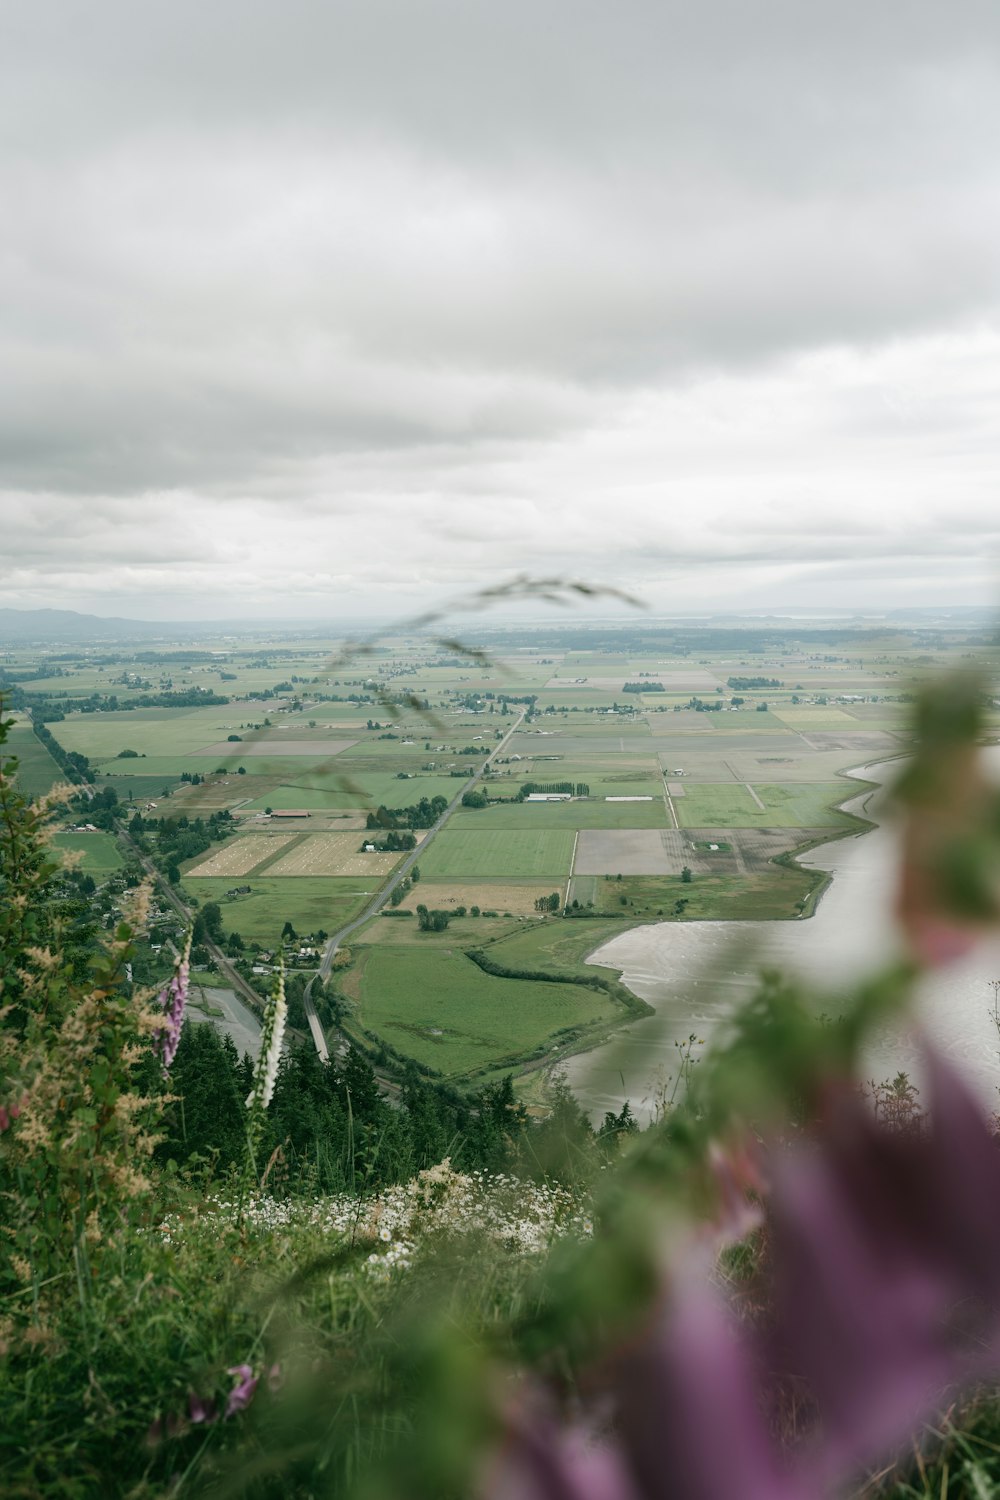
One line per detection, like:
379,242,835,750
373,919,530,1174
246,962,287,1111
162,1160,592,1279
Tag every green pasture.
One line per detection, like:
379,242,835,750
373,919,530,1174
243,771,469,810
182,876,373,946
583,868,816,921
507,728,653,757
418,829,575,880
351,944,617,1077
772,708,864,728
49,707,239,759
96,773,187,800
674,781,865,828
51,831,124,874
353,911,527,947
481,917,644,974
337,739,463,764
93,755,235,779
2,725,63,797
451,797,668,829
532,692,637,710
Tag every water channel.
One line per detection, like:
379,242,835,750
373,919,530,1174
564,750,1000,1124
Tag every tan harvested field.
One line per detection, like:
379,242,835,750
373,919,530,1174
231,809,369,831
414,882,561,915
164,775,279,810
681,827,833,875
187,834,294,877
574,828,680,876
265,832,405,877
193,739,357,757
572,825,827,877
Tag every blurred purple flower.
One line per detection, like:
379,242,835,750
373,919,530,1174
487,1404,639,1500
769,1045,1000,1478
616,1274,818,1500
154,932,192,1072
225,1363,259,1419
188,1391,218,1425
486,1043,1000,1500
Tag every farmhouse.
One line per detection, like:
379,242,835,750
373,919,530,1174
269,809,312,819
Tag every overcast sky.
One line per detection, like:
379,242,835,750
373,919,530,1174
2,1,999,622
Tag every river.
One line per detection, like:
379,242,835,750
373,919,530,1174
563,751,1000,1124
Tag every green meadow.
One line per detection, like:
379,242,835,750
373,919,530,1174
184,876,374,945
418,829,576,880
2,724,63,797
675,781,864,828
349,942,618,1078
51,831,125,874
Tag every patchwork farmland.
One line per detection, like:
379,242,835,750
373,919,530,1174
12,615,986,1087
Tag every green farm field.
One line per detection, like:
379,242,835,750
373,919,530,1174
3,725,64,797
97,773,187,800
451,797,669,829
51,831,124,874
418,829,576,880
674,781,865,829
183,876,373,945
479,916,650,975
51,707,239,759
582,869,818,921
244,772,467,810
348,944,618,1077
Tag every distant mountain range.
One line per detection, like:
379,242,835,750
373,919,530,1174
0,609,353,645
0,604,994,647
0,609,206,644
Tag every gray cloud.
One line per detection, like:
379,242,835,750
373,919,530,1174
1,2,998,615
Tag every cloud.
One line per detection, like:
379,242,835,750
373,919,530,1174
1,1,998,615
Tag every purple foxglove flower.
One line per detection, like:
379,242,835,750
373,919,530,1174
768,1044,1000,1478
485,1404,640,1500
225,1363,259,1419
615,1272,818,1500
188,1391,218,1425
154,932,192,1072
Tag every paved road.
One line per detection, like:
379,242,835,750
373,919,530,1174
303,711,526,1055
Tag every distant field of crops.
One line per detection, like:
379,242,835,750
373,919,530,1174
51,831,124,874
674,781,862,828
4,725,63,797
352,944,617,1077
450,797,668,830
419,829,576,880
183,876,373,945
